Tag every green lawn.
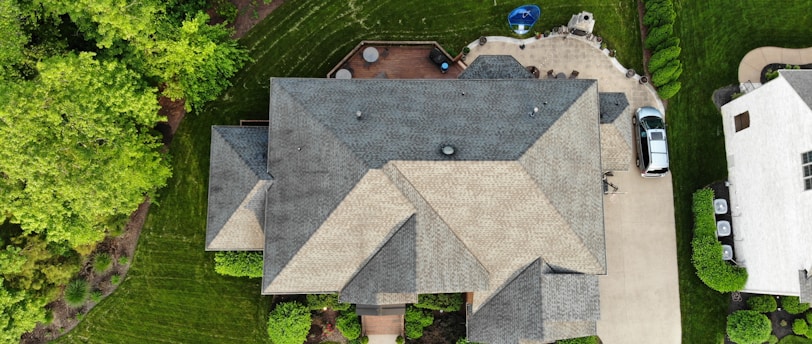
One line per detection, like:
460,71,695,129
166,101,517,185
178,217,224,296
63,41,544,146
668,2,812,343
59,1,644,342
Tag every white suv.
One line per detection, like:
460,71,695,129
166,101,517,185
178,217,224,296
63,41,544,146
633,107,670,178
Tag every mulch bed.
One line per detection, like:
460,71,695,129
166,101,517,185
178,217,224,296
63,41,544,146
409,310,466,344
760,63,812,83
726,292,806,343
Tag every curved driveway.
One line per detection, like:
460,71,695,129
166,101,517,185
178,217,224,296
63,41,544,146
465,36,681,344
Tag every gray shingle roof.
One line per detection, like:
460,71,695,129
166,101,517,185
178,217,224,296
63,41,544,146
782,70,812,110
262,78,607,298
458,55,534,80
800,270,812,303
206,126,270,250
599,93,632,171
340,216,418,304
468,259,600,344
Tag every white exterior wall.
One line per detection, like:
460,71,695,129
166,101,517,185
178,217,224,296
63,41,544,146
720,74,812,296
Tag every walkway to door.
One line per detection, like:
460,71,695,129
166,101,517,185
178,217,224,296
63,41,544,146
362,315,403,344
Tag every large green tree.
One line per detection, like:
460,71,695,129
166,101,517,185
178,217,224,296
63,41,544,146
0,278,46,344
0,0,28,78
0,52,171,247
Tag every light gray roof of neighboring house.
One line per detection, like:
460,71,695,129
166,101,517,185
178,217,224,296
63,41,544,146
206,126,270,251
458,55,534,80
468,259,600,344
781,70,812,110
799,270,812,303
261,79,607,323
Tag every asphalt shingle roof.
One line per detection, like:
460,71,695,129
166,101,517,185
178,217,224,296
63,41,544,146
205,126,270,250
782,70,812,110
458,55,534,80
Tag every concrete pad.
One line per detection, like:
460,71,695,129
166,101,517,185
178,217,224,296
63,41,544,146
597,164,681,344
738,46,812,83
464,36,681,344
368,334,399,344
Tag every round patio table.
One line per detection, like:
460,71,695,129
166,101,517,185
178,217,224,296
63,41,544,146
363,47,379,63
336,69,352,79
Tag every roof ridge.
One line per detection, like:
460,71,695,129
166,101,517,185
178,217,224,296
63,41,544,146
385,161,491,278
474,258,542,313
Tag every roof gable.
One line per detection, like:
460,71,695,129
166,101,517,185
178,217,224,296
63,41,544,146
206,126,270,250
458,55,534,80
782,70,812,110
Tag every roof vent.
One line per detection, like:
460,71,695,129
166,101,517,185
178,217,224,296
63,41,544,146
356,111,363,120
441,145,456,156
530,106,539,117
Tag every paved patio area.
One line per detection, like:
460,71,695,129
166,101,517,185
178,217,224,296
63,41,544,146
465,35,680,344
737,46,812,83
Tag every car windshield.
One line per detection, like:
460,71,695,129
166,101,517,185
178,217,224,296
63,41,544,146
642,116,664,129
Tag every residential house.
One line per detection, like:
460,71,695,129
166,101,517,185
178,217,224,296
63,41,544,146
720,70,812,300
206,56,633,343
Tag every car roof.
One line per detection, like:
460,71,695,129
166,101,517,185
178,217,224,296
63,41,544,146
637,106,663,119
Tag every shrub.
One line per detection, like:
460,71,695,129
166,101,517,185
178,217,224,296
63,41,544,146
648,45,682,72
784,296,811,315
90,290,103,303
651,60,683,87
657,81,682,100
118,256,129,265
267,301,311,344
415,293,464,312
645,0,671,10
747,295,778,313
556,336,600,344
779,335,812,344
655,37,680,51
794,319,809,336
805,311,812,324
336,308,362,340
405,306,434,339
727,310,771,344
360,336,369,344
111,274,121,285
643,3,676,27
214,251,263,278
93,253,112,273
769,334,780,344
306,293,351,311
396,336,405,344
64,279,89,307
691,189,748,292
644,24,673,51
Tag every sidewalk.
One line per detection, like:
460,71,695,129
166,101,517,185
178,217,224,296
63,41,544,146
737,46,812,83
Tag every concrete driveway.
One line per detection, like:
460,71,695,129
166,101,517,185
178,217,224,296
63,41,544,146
465,36,681,343
597,164,681,343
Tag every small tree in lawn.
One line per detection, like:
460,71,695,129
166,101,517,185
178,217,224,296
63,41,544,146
267,301,311,344
747,295,778,313
727,310,771,344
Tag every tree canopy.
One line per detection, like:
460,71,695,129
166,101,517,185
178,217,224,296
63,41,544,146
0,52,171,247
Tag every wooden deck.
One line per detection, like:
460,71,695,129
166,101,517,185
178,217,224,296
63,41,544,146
329,43,463,80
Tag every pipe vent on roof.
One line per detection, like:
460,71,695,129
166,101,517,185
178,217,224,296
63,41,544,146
356,111,363,120
441,145,456,156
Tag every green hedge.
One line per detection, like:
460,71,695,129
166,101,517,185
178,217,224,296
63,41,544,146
727,310,771,344
337,307,362,340
691,188,747,292
643,0,683,99
213,251,263,278
783,296,811,315
415,293,464,312
306,293,351,311
267,301,311,344
405,305,434,339
747,295,778,313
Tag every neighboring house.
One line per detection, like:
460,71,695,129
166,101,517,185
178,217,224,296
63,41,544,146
206,56,632,343
720,70,812,300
